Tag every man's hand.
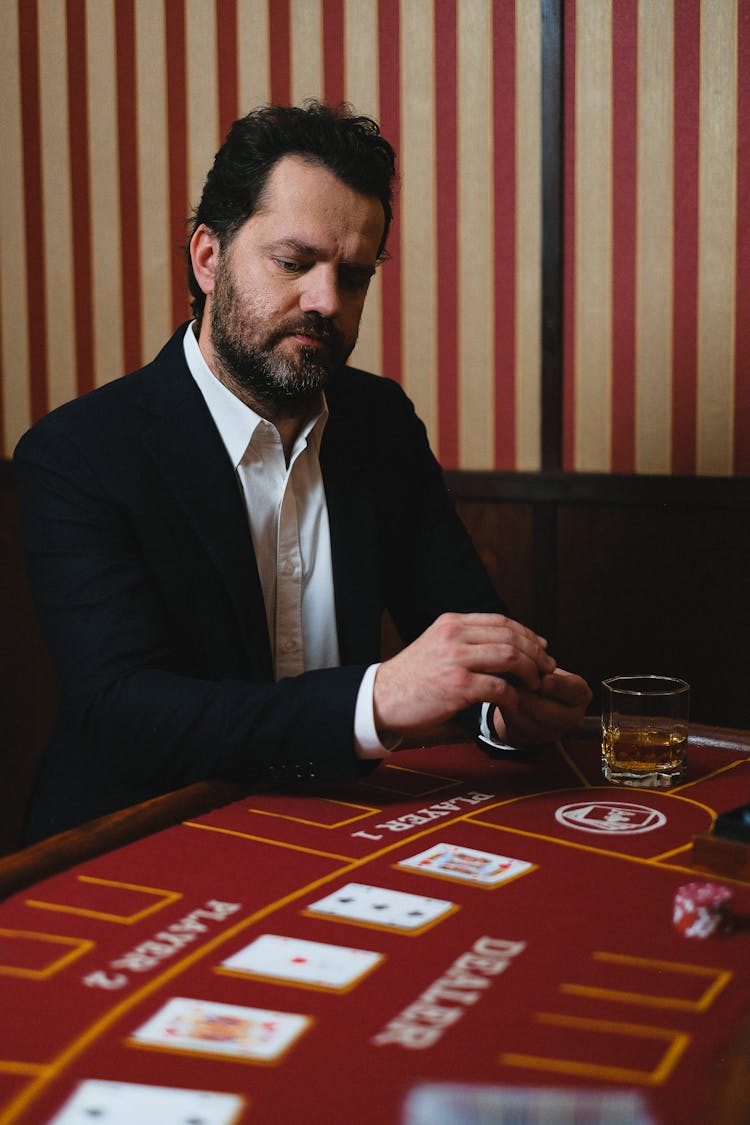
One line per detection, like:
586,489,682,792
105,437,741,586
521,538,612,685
372,612,558,738
491,666,593,746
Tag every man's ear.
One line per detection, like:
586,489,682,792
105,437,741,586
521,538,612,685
190,224,219,296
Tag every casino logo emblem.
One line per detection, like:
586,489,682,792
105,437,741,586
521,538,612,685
555,801,667,835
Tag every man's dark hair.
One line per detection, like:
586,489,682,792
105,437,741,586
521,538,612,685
187,101,397,322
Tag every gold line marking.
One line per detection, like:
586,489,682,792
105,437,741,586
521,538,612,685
554,741,591,787
501,1011,691,1086
0,1062,51,1078
245,799,380,829
183,822,356,862
0,929,94,980
673,756,748,793
560,951,731,1011
26,877,182,924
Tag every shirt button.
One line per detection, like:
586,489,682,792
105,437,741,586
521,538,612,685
283,561,295,576
282,638,295,653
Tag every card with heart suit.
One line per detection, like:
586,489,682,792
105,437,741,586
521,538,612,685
129,997,310,1062
304,882,457,932
221,933,383,990
396,842,535,887
48,1080,244,1125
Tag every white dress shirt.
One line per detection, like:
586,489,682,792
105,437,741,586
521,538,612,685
183,324,389,758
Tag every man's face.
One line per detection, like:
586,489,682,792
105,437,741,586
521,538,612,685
203,155,385,413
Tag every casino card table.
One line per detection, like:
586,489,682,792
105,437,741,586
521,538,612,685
1,721,749,1125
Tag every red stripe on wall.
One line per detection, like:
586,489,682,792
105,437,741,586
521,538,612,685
165,0,189,328
377,0,403,385
269,0,291,106
18,0,49,421
610,0,636,472
492,0,516,470
734,0,750,474
671,0,700,474
562,0,576,469
323,0,345,107
434,0,458,466
66,0,94,397
115,0,142,373
216,0,238,140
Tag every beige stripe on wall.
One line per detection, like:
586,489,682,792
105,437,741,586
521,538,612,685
86,0,124,388
458,0,494,469
186,0,220,219
515,0,542,472
291,0,324,104
238,0,270,114
136,0,171,362
39,0,76,411
697,0,737,475
0,0,30,448
400,0,437,442
345,0,382,377
635,0,674,474
574,0,612,471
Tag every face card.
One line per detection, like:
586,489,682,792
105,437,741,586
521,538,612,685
305,882,456,932
48,1080,244,1125
397,842,534,887
221,934,383,990
130,997,310,1062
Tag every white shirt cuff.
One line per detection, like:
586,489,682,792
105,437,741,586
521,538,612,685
354,663,401,759
478,702,522,752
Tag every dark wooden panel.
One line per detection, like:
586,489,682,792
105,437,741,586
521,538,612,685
453,499,535,627
556,503,750,727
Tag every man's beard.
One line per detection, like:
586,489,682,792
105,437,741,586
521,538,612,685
209,264,352,414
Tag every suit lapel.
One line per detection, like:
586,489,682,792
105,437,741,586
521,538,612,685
137,329,273,674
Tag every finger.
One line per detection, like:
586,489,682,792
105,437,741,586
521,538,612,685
539,669,593,707
463,640,556,688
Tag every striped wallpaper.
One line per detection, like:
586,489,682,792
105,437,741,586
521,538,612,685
565,0,750,476
0,1,747,476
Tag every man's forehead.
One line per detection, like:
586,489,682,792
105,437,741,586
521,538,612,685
251,155,385,242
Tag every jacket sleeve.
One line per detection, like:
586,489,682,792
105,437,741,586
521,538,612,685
13,419,371,800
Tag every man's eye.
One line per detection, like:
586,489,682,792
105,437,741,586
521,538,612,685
341,272,372,292
274,259,303,273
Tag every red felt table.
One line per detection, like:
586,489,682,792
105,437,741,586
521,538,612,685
1,724,749,1124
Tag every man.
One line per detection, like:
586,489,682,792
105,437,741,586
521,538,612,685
14,103,591,843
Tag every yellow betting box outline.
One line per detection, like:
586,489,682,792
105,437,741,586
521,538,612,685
245,797,380,830
0,929,94,980
25,876,183,924
501,1011,691,1086
559,951,732,1012
357,762,460,796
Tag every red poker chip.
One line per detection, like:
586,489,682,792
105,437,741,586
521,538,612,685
673,881,733,938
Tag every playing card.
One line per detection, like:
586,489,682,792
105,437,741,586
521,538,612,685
221,933,383,990
402,1082,656,1125
397,842,534,887
48,1080,244,1125
130,997,310,1062
305,882,457,932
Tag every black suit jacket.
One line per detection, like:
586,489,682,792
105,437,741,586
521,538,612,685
14,325,504,841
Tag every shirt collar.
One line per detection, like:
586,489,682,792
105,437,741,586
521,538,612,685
183,323,328,467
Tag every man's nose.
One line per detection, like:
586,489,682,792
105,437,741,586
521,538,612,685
299,265,342,319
